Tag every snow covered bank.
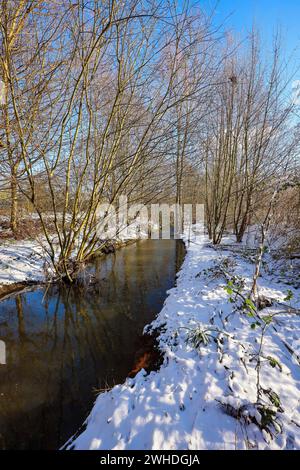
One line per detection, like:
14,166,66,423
0,240,46,286
0,218,154,287
66,232,300,450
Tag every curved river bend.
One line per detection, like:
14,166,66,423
0,239,185,449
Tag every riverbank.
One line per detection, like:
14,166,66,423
66,231,300,450
0,240,46,286
0,238,184,449
0,281,42,301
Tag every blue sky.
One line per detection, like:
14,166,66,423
201,0,300,72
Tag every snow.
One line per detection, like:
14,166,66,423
1,223,299,450
65,229,300,450
0,240,47,285
0,218,156,285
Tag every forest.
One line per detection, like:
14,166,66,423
0,0,298,281
0,0,300,454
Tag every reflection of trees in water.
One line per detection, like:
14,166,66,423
16,296,25,342
0,240,185,449
175,240,186,273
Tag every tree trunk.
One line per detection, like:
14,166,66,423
10,169,18,234
236,213,248,242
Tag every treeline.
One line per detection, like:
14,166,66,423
0,0,299,280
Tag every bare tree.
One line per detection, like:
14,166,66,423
3,0,217,281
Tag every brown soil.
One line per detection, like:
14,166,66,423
0,218,46,240
0,281,41,301
128,330,164,378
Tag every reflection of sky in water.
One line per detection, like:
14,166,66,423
0,240,185,450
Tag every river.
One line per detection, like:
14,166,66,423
0,239,185,449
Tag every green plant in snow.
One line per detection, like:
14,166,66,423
257,402,283,435
223,275,245,302
222,275,259,319
218,391,283,438
186,326,212,348
184,325,230,351
250,320,262,329
284,289,293,302
265,355,283,371
242,297,257,317
263,388,283,410
261,314,273,325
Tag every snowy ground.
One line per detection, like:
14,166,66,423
0,240,47,285
0,218,154,286
65,230,300,450
1,223,299,449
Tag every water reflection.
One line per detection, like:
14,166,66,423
0,240,185,449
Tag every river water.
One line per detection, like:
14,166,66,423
0,239,185,449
